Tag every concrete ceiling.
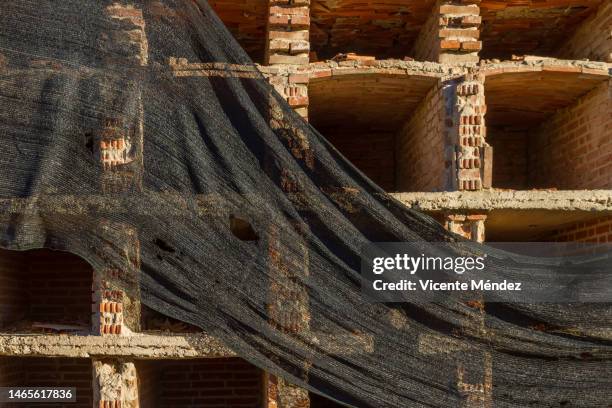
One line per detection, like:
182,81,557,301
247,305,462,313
484,70,609,127
309,73,438,132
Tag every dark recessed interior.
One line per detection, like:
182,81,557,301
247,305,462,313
137,358,263,408
0,248,92,334
485,71,609,190
309,74,438,192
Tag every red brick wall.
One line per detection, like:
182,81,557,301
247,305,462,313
396,82,447,192
545,216,612,243
0,357,25,390
0,249,92,330
529,81,611,190
488,128,528,189
136,360,159,407
0,357,92,408
27,249,93,327
0,250,26,329
153,358,262,408
559,1,612,63
326,131,395,191
412,1,441,62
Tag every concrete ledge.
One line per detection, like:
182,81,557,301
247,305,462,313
0,333,235,359
390,190,612,212
480,58,610,77
0,331,373,359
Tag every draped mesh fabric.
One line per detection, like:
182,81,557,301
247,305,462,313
0,1,611,407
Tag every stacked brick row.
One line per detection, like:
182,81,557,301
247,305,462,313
438,2,482,64
266,0,310,65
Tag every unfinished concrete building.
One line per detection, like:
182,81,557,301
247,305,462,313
1,0,611,407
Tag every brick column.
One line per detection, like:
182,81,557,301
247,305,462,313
264,221,311,408
264,0,310,120
412,0,481,63
91,2,148,337
438,1,481,64
93,359,139,408
92,222,141,336
444,213,486,242
264,68,310,121
443,214,492,407
453,70,490,191
456,352,493,408
265,0,310,65
99,2,147,193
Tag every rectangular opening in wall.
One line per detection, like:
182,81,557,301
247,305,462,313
0,248,92,334
136,358,263,408
0,357,93,408
485,70,610,190
479,0,606,60
309,73,440,192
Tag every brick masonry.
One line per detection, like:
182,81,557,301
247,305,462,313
0,250,26,329
559,1,612,62
139,358,263,408
396,82,448,192
445,213,487,242
413,1,482,64
487,128,528,189
0,357,93,408
0,249,92,332
92,221,141,336
209,0,269,63
264,66,310,120
266,0,310,65
545,216,612,243
438,1,482,64
529,80,611,190
454,71,489,191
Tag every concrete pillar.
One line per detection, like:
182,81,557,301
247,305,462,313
93,359,140,408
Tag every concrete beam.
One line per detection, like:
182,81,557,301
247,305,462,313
391,190,612,212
